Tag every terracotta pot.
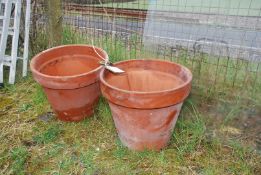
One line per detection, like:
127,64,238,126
100,59,192,151
30,45,108,122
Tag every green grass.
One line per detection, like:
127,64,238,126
62,27,261,101
33,124,63,144
10,146,29,175
62,27,261,102
0,27,260,174
0,75,260,174
94,0,261,16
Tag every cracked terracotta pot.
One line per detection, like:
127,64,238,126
100,59,192,151
30,45,108,122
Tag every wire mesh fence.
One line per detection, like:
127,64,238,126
31,0,261,100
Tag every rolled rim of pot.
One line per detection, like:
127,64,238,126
100,59,193,109
30,44,108,89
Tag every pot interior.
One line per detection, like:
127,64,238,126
104,60,190,92
39,55,100,76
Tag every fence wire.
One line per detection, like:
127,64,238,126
32,0,261,99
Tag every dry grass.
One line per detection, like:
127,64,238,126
0,74,260,174
0,27,260,174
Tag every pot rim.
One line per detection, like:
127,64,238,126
100,59,193,95
30,44,108,80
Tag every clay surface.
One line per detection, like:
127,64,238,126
39,55,100,76
100,59,192,150
106,69,184,92
31,45,108,121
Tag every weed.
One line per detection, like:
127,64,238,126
223,105,241,125
46,143,66,158
225,140,258,174
136,149,152,159
158,151,166,164
58,157,75,173
33,125,62,144
95,97,114,131
31,84,49,114
95,97,111,118
10,147,29,175
62,26,78,44
62,26,87,44
1,84,16,92
201,167,218,175
32,85,47,105
31,31,48,55
172,100,206,156
0,149,9,169
19,103,32,112
80,149,97,174
113,139,127,159
103,36,126,63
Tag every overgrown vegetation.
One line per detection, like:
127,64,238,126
0,27,260,174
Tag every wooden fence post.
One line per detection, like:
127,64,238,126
46,0,62,47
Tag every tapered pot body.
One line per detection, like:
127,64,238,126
100,59,192,150
31,45,108,121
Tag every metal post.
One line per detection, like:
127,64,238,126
0,0,12,85
9,0,21,84
22,0,31,77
